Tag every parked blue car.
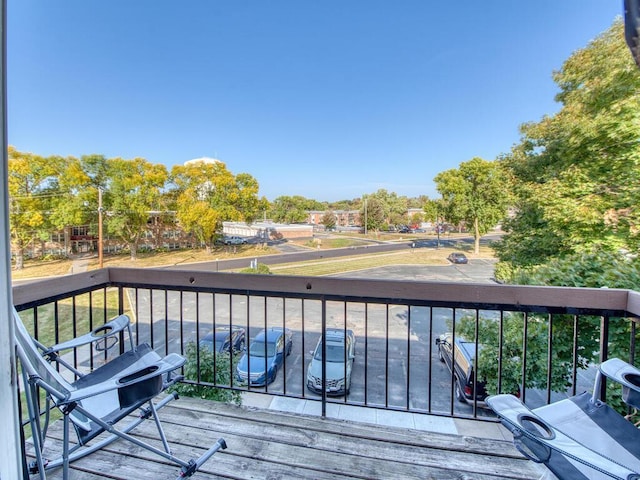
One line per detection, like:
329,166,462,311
236,328,293,386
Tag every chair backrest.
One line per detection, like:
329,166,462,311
13,308,72,402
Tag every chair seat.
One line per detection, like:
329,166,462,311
488,359,640,480
71,343,166,444
15,307,226,479
534,391,640,472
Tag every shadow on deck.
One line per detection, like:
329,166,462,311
27,395,548,480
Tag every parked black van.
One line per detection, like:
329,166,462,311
435,333,488,406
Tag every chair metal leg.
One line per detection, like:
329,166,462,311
62,414,70,480
176,438,227,479
24,374,48,480
40,394,180,471
148,398,171,453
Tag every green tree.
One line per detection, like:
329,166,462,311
321,210,336,230
434,157,509,253
409,211,424,226
360,195,386,232
8,147,63,269
456,310,598,399
269,195,321,224
104,158,168,260
171,160,264,253
497,20,640,267
478,250,640,408
489,21,640,408
422,197,441,223
48,156,95,246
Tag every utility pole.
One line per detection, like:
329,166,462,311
436,205,441,249
98,187,103,268
364,196,368,235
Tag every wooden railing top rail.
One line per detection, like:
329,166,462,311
12,267,640,318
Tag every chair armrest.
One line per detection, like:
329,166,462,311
116,353,185,387
486,394,638,478
68,351,185,404
599,358,640,409
44,315,131,354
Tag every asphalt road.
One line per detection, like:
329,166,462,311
162,233,503,274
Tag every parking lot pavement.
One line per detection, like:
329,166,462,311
331,258,498,284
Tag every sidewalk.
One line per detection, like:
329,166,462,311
69,254,91,274
241,392,513,441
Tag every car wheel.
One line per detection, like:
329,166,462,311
286,342,292,356
454,377,467,403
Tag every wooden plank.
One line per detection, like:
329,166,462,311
31,427,362,480
177,397,522,456
152,403,539,479
28,398,544,480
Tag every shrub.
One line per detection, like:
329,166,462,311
239,262,272,274
169,342,242,405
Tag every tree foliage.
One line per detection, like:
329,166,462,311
434,157,510,253
321,210,336,230
171,160,265,253
497,20,640,267
456,311,597,398
422,197,444,223
360,195,386,232
49,155,95,232
8,147,62,268
360,189,409,231
269,195,323,224
104,158,168,260
484,21,640,408
169,343,242,405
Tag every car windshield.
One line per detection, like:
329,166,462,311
249,340,275,357
314,344,346,362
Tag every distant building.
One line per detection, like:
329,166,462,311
184,156,222,166
223,221,313,240
307,210,361,227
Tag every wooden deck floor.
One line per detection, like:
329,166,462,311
26,396,546,480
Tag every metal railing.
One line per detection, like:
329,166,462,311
13,267,640,422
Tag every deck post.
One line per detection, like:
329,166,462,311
0,0,24,477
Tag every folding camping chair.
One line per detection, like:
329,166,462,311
15,307,227,480
487,358,640,480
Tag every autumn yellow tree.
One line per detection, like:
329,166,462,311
8,147,63,269
170,160,265,253
105,157,168,260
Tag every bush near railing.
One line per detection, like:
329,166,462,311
169,343,243,405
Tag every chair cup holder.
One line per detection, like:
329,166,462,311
92,325,113,337
518,414,555,440
623,389,640,410
92,326,118,351
624,372,640,387
118,366,163,407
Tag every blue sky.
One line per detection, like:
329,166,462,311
8,1,622,202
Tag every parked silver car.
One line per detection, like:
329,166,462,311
223,235,247,245
306,328,355,396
